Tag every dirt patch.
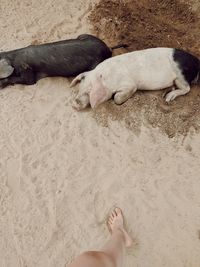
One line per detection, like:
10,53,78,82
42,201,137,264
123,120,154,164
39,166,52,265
89,0,200,137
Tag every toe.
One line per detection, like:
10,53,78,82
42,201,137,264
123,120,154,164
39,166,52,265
113,210,118,217
108,217,113,223
111,211,116,219
115,207,122,216
107,221,112,233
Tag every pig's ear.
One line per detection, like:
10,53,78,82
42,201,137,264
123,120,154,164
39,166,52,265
0,59,14,78
89,84,109,108
70,73,86,87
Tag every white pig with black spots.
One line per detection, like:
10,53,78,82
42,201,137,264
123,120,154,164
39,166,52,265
71,47,200,110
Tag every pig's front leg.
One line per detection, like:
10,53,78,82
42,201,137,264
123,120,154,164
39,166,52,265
165,79,190,102
114,85,137,105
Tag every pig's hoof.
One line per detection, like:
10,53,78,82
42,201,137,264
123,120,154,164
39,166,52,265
114,94,125,105
162,86,175,99
165,91,177,102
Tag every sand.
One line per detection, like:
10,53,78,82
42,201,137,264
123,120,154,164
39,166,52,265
0,1,200,267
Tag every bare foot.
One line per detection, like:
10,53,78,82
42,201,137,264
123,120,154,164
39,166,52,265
107,207,133,247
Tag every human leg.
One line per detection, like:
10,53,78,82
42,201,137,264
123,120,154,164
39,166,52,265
67,208,132,267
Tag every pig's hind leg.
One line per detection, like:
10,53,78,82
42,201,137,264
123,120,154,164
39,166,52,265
114,84,137,105
165,78,190,102
0,68,36,89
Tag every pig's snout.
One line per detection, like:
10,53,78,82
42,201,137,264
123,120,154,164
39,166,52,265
72,93,90,111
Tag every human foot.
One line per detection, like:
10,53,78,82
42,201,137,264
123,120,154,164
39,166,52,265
107,207,133,247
